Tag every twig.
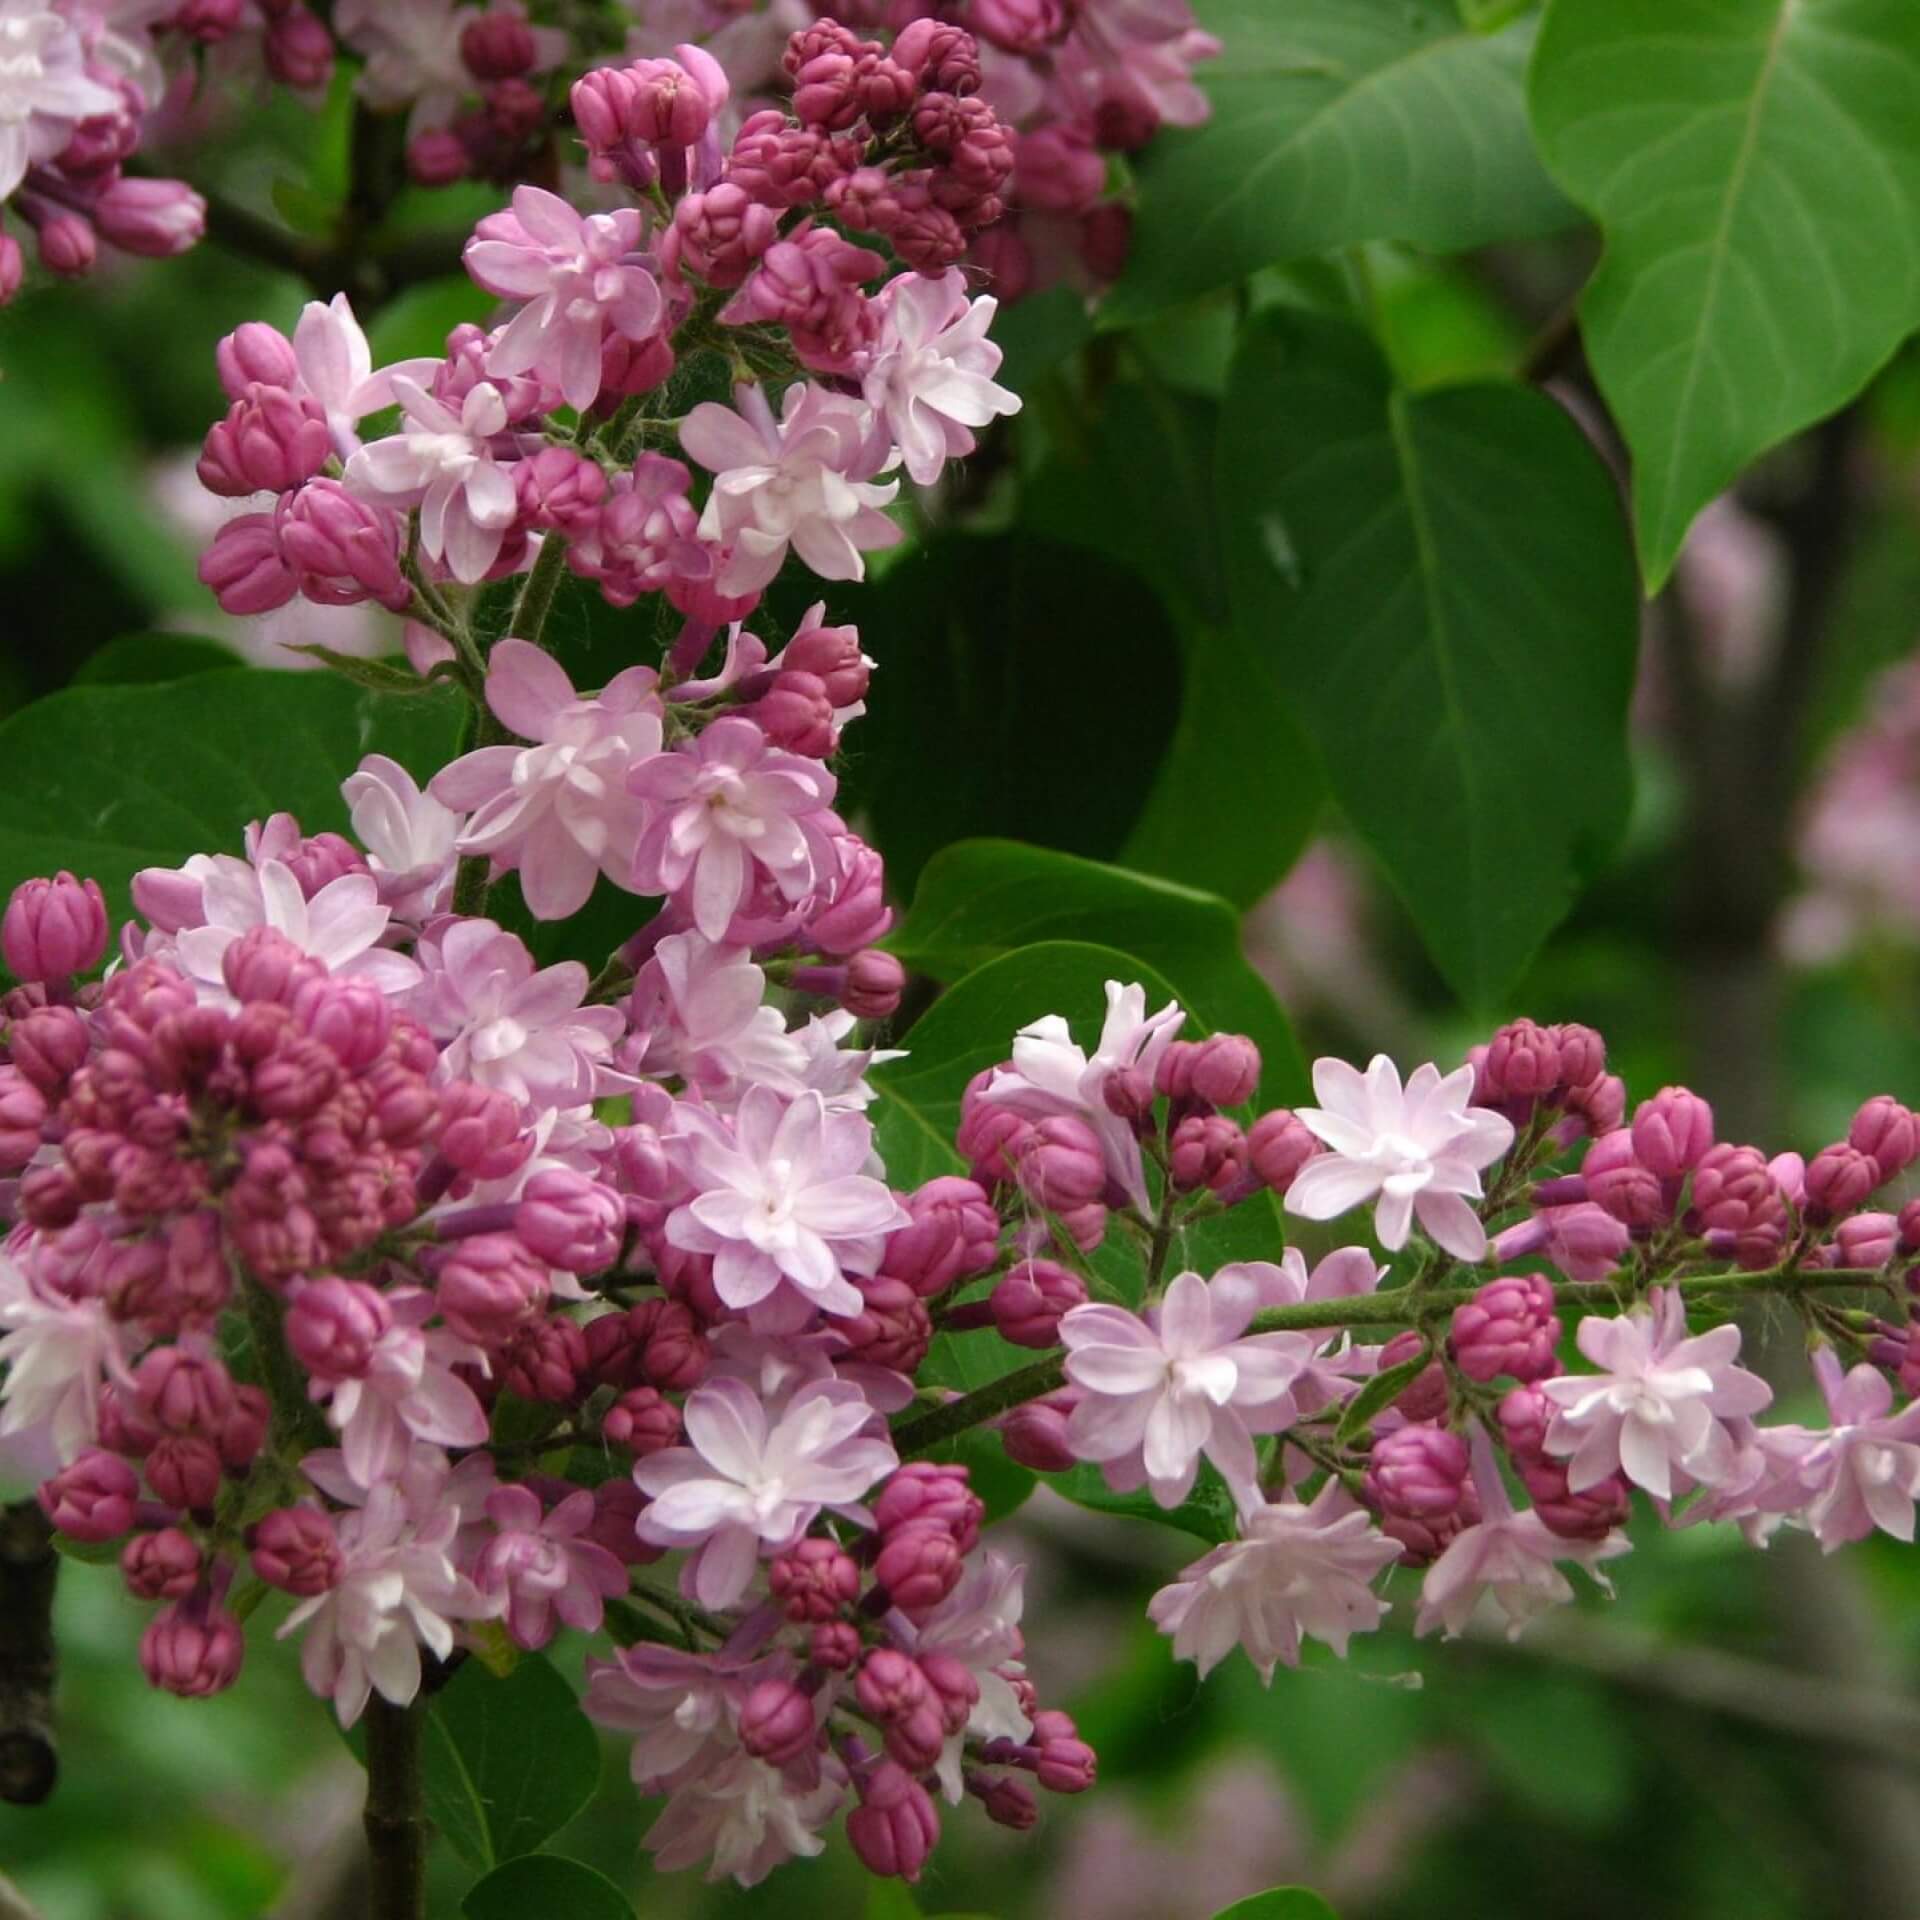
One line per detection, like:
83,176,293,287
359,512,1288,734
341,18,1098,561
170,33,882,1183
0,1502,56,1807
362,1695,427,1920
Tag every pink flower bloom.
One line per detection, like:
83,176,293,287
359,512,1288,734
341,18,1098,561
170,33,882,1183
1220,1247,1384,1420
277,1481,494,1726
341,753,461,924
416,917,625,1108
1285,1054,1515,1260
1783,1348,1920,1549
1540,1289,1772,1501
1062,1268,1310,1511
0,0,121,200
474,1483,628,1647
983,979,1186,1210
291,293,418,456
1415,1426,1629,1640
0,1252,127,1468
901,1550,1032,1802
635,1375,898,1609
629,717,838,942
304,1286,491,1490
666,1086,908,1325
1148,1481,1400,1681
627,931,809,1101
432,640,664,920
466,186,666,412
864,269,1020,486
645,1749,846,1887
679,381,901,595
583,1641,757,1790
343,375,518,583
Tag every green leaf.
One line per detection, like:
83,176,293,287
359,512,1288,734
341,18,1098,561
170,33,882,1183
269,176,335,237
889,840,1306,1104
462,1856,634,1920
73,634,240,685
282,646,446,696
1110,0,1572,320
1049,1458,1240,1545
1530,0,1920,586
1212,1891,1341,1920
1334,1349,1432,1443
0,669,464,932
1217,311,1639,1009
989,283,1094,395
418,1655,602,1870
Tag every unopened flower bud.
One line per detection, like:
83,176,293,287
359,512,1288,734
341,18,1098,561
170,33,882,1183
132,1345,235,1436
1375,1329,1447,1422
882,1175,999,1297
93,177,205,257
140,1601,245,1698
811,1619,862,1669
1851,1096,1920,1182
121,1527,202,1600
250,1505,343,1595
739,1677,818,1765
1012,1112,1105,1210
39,1449,139,1541
769,1535,861,1622
461,10,534,78
265,6,332,87
435,1232,549,1346
517,1168,625,1273
998,1389,1078,1472
872,1519,964,1614
1168,1112,1247,1193
972,1770,1037,1829
1805,1142,1883,1223
199,512,297,616
8,1004,89,1094
874,1462,982,1549
603,1385,680,1456
1450,1274,1560,1383
285,1276,390,1377
1363,1423,1471,1522
4,872,107,983
1583,1129,1667,1228
847,1760,939,1882
408,128,470,185
1837,1211,1899,1271
990,1258,1086,1349
1247,1108,1318,1195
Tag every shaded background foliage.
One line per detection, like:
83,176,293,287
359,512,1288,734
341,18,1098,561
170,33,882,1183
6,0,1920,1914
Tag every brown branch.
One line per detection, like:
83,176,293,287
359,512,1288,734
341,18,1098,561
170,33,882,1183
0,1502,57,1808
362,1695,428,1920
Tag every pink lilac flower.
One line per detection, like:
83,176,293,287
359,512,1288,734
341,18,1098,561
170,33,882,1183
1061,1269,1310,1511
982,979,1186,1210
277,1481,493,1726
902,1551,1032,1802
1539,1288,1772,1501
341,753,461,925
343,375,518,583
628,717,838,942
627,931,809,1101
0,0,121,201
288,294,419,457
1219,1247,1383,1421
635,1375,899,1608
645,1749,846,1887
466,185,667,412
1781,1348,1920,1549
1147,1481,1400,1681
1285,1053,1515,1260
473,1483,628,1646
432,640,664,919
0,1252,127,1468
678,381,902,595
1415,1425,1630,1640
665,1086,908,1325
303,1286,491,1490
415,917,625,1108
863,268,1021,486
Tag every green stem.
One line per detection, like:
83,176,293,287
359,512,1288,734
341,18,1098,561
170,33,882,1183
507,530,570,644
240,1275,328,1454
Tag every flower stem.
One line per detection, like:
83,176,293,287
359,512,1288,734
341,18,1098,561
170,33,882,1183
363,1694,428,1920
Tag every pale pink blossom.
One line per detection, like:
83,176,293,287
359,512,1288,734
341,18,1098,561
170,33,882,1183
664,1086,908,1325
903,1551,1031,1802
277,1481,494,1726
1048,0,1220,131
473,1483,628,1647
343,375,518,583
0,1252,127,1468
583,1640,761,1789
1148,1481,1400,1681
679,381,901,595
303,1286,491,1491
983,979,1186,1210
1781,1348,1920,1549
1220,1247,1384,1421
635,1376,898,1608
336,0,560,131
646,1749,845,1886
0,0,120,200
1062,1268,1310,1512
627,931,809,1101
864,269,1020,486
629,717,838,942
1285,1053,1515,1260
415,916,625,1108
1415,1425,1630,1640
288,294,421,457
1540,1289,1772,1501
341,752,461,924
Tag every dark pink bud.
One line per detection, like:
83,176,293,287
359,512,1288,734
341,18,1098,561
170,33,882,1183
1805,1142,1882,1223
873,1519,964,1615
221,926,323,1006
603,1386,681,1456
847,1761,939,1883
293,975,392,1070
990,1258,1085,1349
408,128,471,185
216,322,298,400
218,1385,269,1470
1482,1018,1562,1104
285,1276,391,1378
1583,1129,1667,1228
1565,1071,1626,1141
833,1273,932,1375
1552,1023,1606,1090
1247,1108,1319,1194
624,54,720,147
893,18,981,93
973,1770,1037,1829
1900,1198,1920,1255
34,208,95,277
1012,1112,1105,1210
998,1389,1078,1472
435,1232,549,1347
1033,1718,1096,1794
198,383,331,497
1520,1456,1631,1542
1187,1033,1261,1108
664,183,778,287
782,19,861,73
1079,203,1133,281
265,6,333,87
739,1677,818,1764
461,10,534,78
93,177,205,257
501,1314,589,1403
39,1449,139,1541
1449,1274,1561,1384
882,1174,999,1297
140,1602,245,1698
517,1168,625,1273
1496,1382,1554,1462
1102,1065,1156,1123
1375,1329,1447,1423
8,1004,89,1094
132,1345,236,1436
199,512,297,616
514,447,607,537
0,230,18,305
250,1506,343,1595
145,1434,223,1510
0,1066,46,1173
811,1619,862,1670
955,1071,1033,1186
1378,1474,1481,1567
769,1536,861,1622
1630,1086,1716,1178
919,1649,979,1735
1850,1096,1920,1182
1837,1211,1899,1271
4,872,107,983
1014,124,1105,212
628,1297,710,1392
967,0,1068,54
856,1646,931,1726
779,614,868,707
874,1461,983,1550
278,479,412,611
1688,1142,1787,1267
1094,90,1160,152
438,1082,533,1178
122,1527,202,1601
1363,1423,1470,1521
744,668,837,756
584,1477,662,1568
842,949,905,1021
1168,1113,1247,1194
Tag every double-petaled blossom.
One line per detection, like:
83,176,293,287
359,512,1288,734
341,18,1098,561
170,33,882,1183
679,381,902,595
1061,1268,1310,1512
432,641,665,920
583,1640,758,1790
982,979,1185,1210
645,1749,846,1888
1148,1481,1401,1681
627,931,810,1102
1539,1288,1772,1501
863,269,1020,486
902,1551,1032,1802
341,754,462,925
1415,1425,1630,1640
0,1252,127,1469
0,0,121,201
1285,1054,1515,1260
343,375,517,583
1771,1348,1920,1549
415,917,625,1108
276,1480,494,1726
473,1483,628,1647
629,717,838,942
466,186,667,412
665,1086,908,1325
635,1375,899,1608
